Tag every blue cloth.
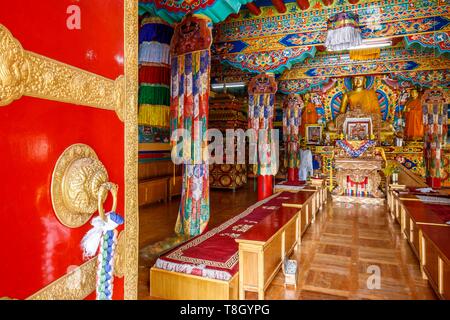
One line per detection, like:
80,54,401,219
139,23,173,45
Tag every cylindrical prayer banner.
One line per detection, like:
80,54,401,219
170,14,212,236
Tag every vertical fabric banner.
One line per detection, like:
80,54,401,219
248,73,278,199
422,88,449,188
283,94,303,180
170,14,212,236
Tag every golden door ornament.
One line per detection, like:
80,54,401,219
0,24,125,121
51,143,119,228
114,231,126,278
27,258,97,300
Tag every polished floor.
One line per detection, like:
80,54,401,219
138,182,436,300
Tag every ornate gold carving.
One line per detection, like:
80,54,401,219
27,258,96,300
333,159,384,198
0,25,30,106
114,231,126,278
0,24,124,121
123,0,139,300
51,144,109,228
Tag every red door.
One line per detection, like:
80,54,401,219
0,0,138,299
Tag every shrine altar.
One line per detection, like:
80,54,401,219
330,112,386,205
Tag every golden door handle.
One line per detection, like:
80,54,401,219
97,182,118,221
51,144,118,228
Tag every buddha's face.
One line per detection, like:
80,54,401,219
410,89,419,99
352,76,365,89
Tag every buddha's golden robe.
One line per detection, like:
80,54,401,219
347,90,380,114
301,102,318,136
404,98,424,140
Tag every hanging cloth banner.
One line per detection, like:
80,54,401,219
139,42,171,65
139,65,171,85
170,14,212,237
138,104,170,128
325,11,362,51
282,94,303,169
349,48,380,60
248,73,278,176
138,85,170,105
422,88,449,184
404,32,450,58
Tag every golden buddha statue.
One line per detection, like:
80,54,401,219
300,93,318,137
403,88,424,140
339,76,381,115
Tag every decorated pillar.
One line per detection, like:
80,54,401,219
422,88,449,189
170,14,212,236
248,73,278,200
283,94,304,181
138,17,173,143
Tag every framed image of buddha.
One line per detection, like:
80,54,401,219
306,125,322,145
343,117,373,140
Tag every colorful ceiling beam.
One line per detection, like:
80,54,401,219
384,69,450,88
404,32,450,58
281,57,449,80
139,0,254,24
386,70,450,88
214,1,450,42
220,46,316,74
211,44,449,82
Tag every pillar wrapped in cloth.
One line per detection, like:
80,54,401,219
283,94,304,181
170,14,212,236
422,88,449,188
138,17,173,140
248,73,278,200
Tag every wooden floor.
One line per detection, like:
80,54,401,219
138,182,436,300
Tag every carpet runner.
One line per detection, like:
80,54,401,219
154,191,305,281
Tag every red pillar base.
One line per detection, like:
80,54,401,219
426,177,441,189
287,168,299,182
258,175,273,201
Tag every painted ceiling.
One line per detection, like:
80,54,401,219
143,0,450,87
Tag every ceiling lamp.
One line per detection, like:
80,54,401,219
325,11,362,51
347,38,392,50
211,82,246,90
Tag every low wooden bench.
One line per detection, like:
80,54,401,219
138,177,169,206
420,225,450,300
235,189,320,299
236,206,300,300
389,189,450,300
